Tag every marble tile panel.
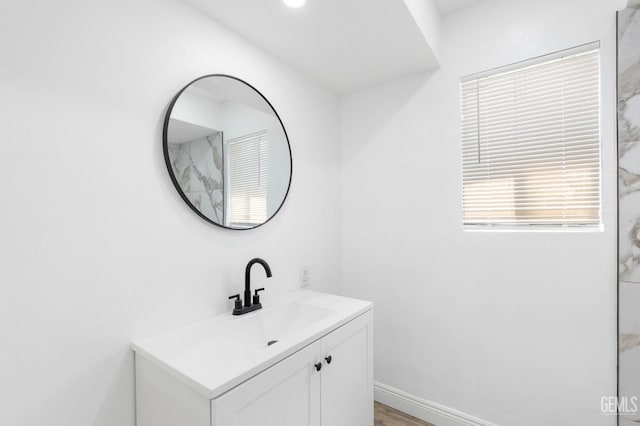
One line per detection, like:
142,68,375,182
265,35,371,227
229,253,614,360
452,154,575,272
619,6,640,79
620,282,640,348
169,132,224,223
620,346,640,422
619,141,640,193
188,137,212,193
192,135,223,188
167,142,191,193
619,6,640,424
189,134,223,223
618,6,640,144
620,142,640,282
186,190,222,223
620,282,640,422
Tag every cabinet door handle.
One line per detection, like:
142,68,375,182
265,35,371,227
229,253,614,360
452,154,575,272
315,362,322,372
324,355,332,364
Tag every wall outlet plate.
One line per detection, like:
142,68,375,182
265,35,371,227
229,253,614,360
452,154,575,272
300,266,310,288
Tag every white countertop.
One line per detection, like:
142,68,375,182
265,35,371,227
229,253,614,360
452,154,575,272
131,290,373,399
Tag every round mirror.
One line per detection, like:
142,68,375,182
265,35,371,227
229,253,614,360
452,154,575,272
163,75,292,230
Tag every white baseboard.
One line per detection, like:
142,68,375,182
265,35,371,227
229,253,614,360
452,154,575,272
374,381,498,426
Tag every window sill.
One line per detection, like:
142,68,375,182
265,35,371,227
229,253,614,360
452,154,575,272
463,224,604,233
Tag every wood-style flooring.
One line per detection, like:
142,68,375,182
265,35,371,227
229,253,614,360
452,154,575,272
374,402,435,426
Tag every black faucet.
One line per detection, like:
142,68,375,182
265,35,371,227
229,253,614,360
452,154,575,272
228,258,272,315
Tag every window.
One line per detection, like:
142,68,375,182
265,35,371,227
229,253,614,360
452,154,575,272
225,131,268,228
460,43,601,229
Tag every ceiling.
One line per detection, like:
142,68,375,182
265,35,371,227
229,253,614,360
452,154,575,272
185,0,481,94
434,0,479,15
185,0,440,94
193,78,274,115
168,119,218,144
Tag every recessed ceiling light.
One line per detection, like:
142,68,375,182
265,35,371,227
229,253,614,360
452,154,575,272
283,0,306,8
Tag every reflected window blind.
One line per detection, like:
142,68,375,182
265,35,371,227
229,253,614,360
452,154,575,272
460,44,601,228
226,131,268,227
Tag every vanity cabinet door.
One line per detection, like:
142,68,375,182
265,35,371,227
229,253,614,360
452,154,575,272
212,340,322,426
320,310,373,426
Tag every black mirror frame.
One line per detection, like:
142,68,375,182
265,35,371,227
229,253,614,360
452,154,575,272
162,74,293,230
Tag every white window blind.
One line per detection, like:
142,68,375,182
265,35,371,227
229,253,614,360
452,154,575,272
225,131,268,227
460,44,601,228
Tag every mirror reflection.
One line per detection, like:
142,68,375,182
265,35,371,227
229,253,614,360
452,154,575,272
164,75,292,229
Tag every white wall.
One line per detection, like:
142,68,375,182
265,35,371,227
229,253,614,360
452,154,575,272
0,1,341,425
340,0,621,424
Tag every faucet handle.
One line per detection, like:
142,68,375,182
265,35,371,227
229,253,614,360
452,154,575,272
228,294,242,311
253,288,265,305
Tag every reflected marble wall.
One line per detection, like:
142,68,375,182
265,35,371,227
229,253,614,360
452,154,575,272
619,1,640,423
168,132,224,223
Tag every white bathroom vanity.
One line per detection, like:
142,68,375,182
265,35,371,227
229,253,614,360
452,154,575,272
132,290,373,426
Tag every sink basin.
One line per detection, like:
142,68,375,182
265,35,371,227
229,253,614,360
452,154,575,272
251,300,336,346
167,301,336,375
131,289,372,398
